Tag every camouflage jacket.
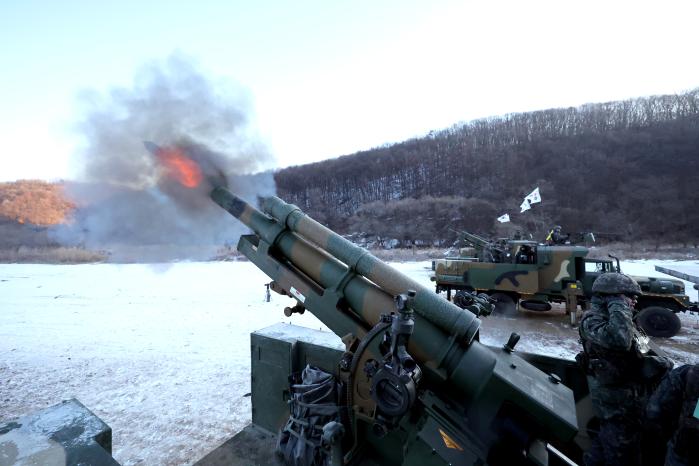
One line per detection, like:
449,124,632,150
579,295,642,384
580,295,673,387
580,295,636,351
646,364,699,461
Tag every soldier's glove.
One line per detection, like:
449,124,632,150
605,295,634,315
641,356,673,384
604,295,627,306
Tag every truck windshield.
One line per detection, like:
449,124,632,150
585,261,611,273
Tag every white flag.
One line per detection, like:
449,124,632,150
497,214,510,223
520,199,531,213
524,187,541,204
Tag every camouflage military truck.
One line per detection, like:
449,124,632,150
431,232,697,338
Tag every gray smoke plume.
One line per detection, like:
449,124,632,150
54,54,277,261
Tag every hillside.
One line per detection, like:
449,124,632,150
3,90,699,255
275,89,699,246
0,180,74,225
0,181,97,261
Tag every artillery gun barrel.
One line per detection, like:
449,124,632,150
655,265,699,286
212,187,497,383
210,187,471,367
261,195,481,342
461,230,490,247
655,265,699,297
211,186,480,343
459,230,507,254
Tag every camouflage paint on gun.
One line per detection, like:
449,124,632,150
211,186,579,454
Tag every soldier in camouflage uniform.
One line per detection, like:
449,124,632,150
645,364,699,466
578,273,673,466
546,225,569,245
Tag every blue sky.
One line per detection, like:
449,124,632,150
1,0,698,181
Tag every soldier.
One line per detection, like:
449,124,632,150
546,225,569,245
516,244,533,264
645,364,699,466
578,273,673,466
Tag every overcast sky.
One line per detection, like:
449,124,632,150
1,0,698,182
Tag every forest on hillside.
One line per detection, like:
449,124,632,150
275,90,699,246
0,180,74,226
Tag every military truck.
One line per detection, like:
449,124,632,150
431,232,697,338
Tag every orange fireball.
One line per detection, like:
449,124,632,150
156,146,203,188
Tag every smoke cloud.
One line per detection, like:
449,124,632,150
54,54,277,261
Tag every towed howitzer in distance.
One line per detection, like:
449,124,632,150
209,186,586,466
654,265,699,309
450,228,510,263
655,266,699,291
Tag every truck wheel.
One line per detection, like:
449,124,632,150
636,306,682,338
490,293,517,316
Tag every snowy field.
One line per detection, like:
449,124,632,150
1,260,698,465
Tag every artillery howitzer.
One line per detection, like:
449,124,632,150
432,231,694,337
654,265,699,309
655,265,699,292
453,229,510,263
203,187,587,466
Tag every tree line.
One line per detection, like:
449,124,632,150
274,89,699,246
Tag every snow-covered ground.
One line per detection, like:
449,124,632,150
1,260,697,465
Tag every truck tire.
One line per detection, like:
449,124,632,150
636,306,682,338
520,300,552,312
490,292,517,316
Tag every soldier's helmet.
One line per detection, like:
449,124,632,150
554,225,562,231
591,273,642,296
